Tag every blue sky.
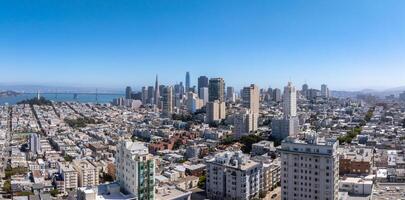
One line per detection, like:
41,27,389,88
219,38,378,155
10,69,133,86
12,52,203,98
1,0,405,91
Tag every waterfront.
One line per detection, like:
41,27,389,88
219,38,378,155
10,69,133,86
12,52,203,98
0,93,123,105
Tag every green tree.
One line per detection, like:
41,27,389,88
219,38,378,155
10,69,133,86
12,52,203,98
3,180,11,193
239,135,262,154
64,155,74,162
50,189,59,197
197,175,206,188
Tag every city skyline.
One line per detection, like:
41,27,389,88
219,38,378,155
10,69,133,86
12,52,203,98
1,1,405,90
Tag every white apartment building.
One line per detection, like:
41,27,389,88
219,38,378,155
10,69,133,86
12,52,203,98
206,151,261,200
73,160,100,187
116,140,155,200
283,82,297,117
233,109,257,138
280,134,339,200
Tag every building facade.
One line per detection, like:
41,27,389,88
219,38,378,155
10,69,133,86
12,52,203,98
206,151,261,200
209,78,225,102
162,86,173,117
280,135,339,200
206,100,226,123
116,141,155,200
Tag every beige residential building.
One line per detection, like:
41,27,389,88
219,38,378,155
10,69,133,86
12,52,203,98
73,160,100,187
242,84,260,115
206,100,226,123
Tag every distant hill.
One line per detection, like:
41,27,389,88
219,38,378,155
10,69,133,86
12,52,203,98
0,90,20,97
0,84,122,94
332,86,405,98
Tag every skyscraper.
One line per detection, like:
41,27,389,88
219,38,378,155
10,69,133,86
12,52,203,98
125,86,132,99
199,87,209,105
226,86,235,102
116,141,155,199
321,84,329,98
273,88,281,102
283,82,297,117
141,86,148,104
272,82,299,140
197,76,209,96
154,75,160,106
162,86,173,117
302,83,309,99
147,86,154,104
185,72,190,92
280,135,339,200
242,84,260,115
209,78,225,102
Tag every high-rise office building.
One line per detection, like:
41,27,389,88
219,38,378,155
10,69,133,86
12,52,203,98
179,82,185,97
147,86,154,104
141,86,148,104
283,82,297,117
206,100,226,123
185,72,190,92
242,84,260,115
125,86,132,99
154,75,160,106
199,87,209,105
116,141,155,199
197,76,209,97
273,88,281,102
209,78,225,102
30,133,41,154
187,92,203,113
226,86,235,102
206,150,261,200
280,135,339,200
302,84,309,99
162,86,173,117
321,84,329,98
308,89,320,101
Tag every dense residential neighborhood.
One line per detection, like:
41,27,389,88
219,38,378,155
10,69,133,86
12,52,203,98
1,79,405,200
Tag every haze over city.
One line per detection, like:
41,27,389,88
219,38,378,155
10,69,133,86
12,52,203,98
3,1,405,200
1,0,405,90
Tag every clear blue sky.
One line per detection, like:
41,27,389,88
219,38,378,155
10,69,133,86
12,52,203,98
1,0,405,91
